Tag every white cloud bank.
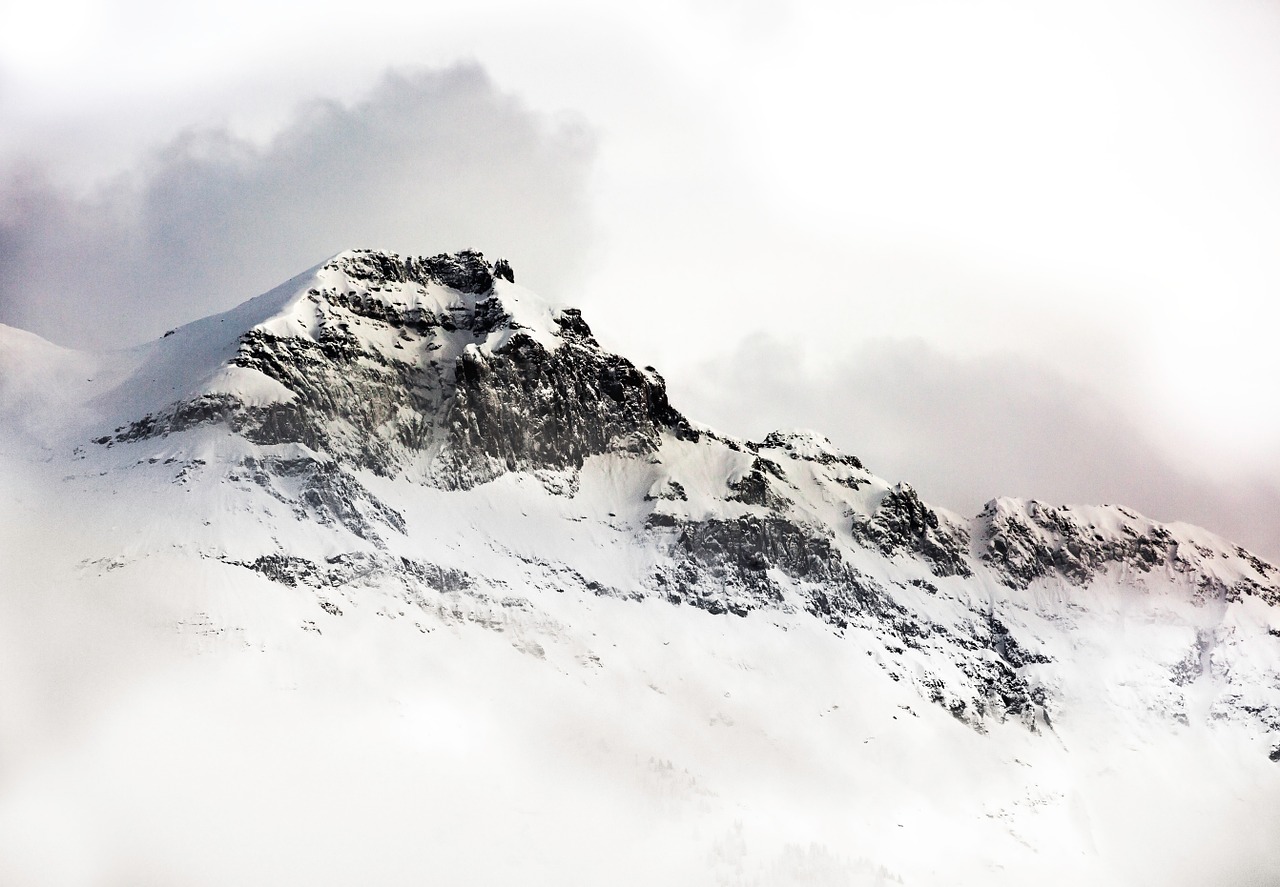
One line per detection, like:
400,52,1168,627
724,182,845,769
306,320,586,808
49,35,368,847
0,65,594,349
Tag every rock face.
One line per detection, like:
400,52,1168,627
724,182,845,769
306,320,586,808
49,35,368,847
342,248,497,293
975,498,1280,604
851,483,972,578
109,249,695,489
444,311,695,488
83,247,1280,739
651,513,882,620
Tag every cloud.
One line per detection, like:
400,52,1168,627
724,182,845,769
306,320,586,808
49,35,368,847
670,335,1280,561
0,64,595,349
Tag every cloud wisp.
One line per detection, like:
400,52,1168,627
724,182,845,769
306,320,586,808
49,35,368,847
0,64,595,350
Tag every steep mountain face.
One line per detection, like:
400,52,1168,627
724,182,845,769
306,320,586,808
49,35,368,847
4,248,1280,887
107,249,693,490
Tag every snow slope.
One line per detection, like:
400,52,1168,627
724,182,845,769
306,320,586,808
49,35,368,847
2,249,1279,887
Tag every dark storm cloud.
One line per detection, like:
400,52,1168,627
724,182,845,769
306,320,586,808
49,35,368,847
673,336,1280,561
0,64,595,349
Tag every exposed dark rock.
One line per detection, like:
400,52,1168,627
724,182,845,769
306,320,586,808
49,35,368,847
909,613,1051,729
645,479,687,502
647,514,893,628
235,554,320,587
851,483,972,578
296,460,407,539
110,327,442,479
232,550,473,597
334,248,496,294
987,614,1052,668
727,458,788,508
553,307,596,344
439,327,696,488
760,430,863,469
411,250,495,294
231,456,406,543
976,500,1156,588
975,500,1279,603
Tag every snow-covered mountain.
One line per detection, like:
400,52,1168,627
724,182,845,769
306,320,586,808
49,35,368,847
3,249,1279,886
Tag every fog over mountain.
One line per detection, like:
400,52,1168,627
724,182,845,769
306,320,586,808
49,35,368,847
0,66,593,350
2,249,1279,885
3,3,1279,883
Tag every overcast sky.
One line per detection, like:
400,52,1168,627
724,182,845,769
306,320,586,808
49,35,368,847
2,0,1277,557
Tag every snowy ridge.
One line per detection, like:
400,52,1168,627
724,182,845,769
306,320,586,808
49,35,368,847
7,247,1278,717
3,248,1280,886
84,248,688,490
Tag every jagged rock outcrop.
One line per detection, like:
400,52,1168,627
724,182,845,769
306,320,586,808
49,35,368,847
648,514,886,622
726,456,789,508
233,456,406,544
337,248,497,294
975,498,1279,604
233,550,471,595
851,483,972,578
756,430,864,470
440,316,695,488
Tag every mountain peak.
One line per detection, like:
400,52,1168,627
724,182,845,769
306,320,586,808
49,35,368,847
94,249,690,489
323,247,508,295
757,429,858,466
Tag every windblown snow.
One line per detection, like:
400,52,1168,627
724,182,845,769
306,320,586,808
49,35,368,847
2,249,1279,887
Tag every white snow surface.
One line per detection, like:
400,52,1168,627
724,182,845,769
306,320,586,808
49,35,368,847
2,251,1280,887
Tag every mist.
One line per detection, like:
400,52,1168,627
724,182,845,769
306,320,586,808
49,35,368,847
0,64,594,350
671,334,1280,562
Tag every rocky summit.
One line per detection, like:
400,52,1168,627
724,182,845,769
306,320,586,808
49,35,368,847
3,248,1280,886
